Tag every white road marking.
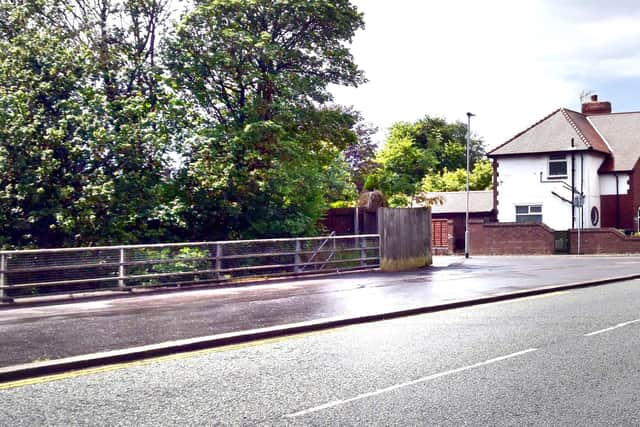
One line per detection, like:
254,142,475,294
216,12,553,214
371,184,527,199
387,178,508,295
284,348,538,418
584,318,640,336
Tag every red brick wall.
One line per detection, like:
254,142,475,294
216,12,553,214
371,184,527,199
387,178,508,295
569,228,640,254
433,212,497,252
469,221,555,255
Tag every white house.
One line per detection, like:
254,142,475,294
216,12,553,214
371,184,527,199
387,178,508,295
488,95,640,232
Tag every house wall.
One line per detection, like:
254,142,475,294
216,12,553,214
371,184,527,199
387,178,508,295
600,174,633,229
600,174,630,195
632,170,640,233
580,153,605,228
495,152,605,231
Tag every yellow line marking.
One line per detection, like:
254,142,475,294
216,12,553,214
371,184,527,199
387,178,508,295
0,329,333,391
0,290,570,390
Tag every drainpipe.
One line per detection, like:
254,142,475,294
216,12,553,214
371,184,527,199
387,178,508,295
615,174,620,228
571,139,576,229
581,153,584,229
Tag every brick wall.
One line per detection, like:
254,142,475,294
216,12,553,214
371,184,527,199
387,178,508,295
569,228,640,254
433,212,497,252
469,220,555,255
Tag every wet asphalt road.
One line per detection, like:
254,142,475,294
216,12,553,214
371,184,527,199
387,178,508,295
2,277,640,425
1,255,640,367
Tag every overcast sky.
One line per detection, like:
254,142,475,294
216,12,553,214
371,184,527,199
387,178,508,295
330,0,640,150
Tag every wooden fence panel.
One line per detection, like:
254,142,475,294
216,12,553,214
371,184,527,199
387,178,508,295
378,208,432,271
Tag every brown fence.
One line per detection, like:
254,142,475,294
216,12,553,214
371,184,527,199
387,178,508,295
320,208,378,235
378,208,432,271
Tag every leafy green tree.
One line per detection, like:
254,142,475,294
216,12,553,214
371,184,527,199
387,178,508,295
365,130,436,197
165,0,365,239
421,160,494,192
0,0,180,248
365,116,486,201
0,23,85,247
342,109,378,193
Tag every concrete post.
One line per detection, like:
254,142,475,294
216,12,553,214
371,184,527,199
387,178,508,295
294,239,302,273
0,253,6,301
118,248,126,289
215,243,223,280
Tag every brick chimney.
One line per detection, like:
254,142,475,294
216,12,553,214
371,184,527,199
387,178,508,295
581,94,612,115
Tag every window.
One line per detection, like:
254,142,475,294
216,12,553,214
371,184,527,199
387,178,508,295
516,205,542,223
548,154,567,178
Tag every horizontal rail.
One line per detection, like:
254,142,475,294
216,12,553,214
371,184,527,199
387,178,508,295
1,256,382,290
1,246,380,276
0,234,380,299
0,235,379,255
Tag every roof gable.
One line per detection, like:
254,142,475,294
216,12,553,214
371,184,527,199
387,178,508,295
489,108,610,157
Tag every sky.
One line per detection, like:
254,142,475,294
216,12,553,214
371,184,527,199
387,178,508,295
330,0,640,151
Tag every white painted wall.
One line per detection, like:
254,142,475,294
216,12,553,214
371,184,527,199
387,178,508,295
600,174,630,195
496,152,606,230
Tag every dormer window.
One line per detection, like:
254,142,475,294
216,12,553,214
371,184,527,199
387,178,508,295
548,154,567,178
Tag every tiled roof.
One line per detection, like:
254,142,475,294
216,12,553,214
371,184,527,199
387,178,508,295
562,109,611,154
489,108,610,157
587,112,640,172
419,191,494,214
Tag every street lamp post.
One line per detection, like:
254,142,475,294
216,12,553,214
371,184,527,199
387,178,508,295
465,112,475,259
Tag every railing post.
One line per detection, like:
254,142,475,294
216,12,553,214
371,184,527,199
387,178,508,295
294,239,301,273
0,253,7,302
118,248,126,289
216,243,223,280
332,235,337,260
360,237,366,266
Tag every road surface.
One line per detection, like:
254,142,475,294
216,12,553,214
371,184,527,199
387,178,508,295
2,255,640,368
2,276,640,425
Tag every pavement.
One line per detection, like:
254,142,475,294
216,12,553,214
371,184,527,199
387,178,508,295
2,255,640,381
2,276,640,425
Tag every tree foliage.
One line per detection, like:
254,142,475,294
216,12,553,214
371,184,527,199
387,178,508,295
164,0,365,240
0,0,183,247
342,109,378,193
364,116,486,201
421,160,494,192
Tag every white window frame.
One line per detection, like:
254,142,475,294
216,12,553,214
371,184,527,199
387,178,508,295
548,154,568,178
515,204,543,223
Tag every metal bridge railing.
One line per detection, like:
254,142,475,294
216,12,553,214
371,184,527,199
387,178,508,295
0,234,380,301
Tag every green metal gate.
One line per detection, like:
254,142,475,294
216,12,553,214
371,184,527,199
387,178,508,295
554,231,570,254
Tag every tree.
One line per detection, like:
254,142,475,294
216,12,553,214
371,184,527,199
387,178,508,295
0,0,181,248
342,110,378,193
365,116,486,201
165,0,365,239
421,160,494,192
